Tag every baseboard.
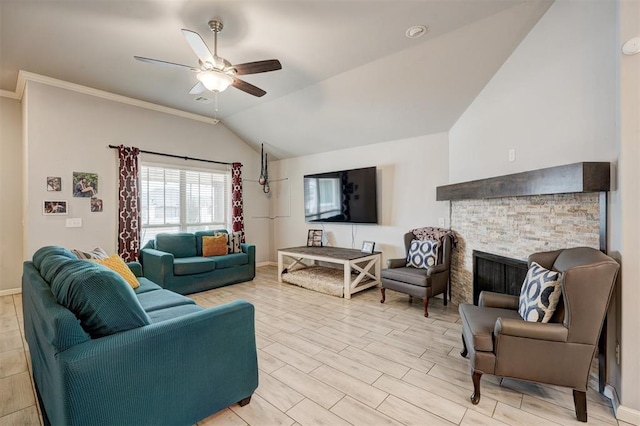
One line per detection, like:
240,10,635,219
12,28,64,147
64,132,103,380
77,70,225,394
257,261,277,267
605,385,640,425
0,287,21,297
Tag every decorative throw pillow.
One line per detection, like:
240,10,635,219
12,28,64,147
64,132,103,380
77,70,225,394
91,254,140,289
71,247,109,260
226,231,243,254
202,235,228,257
406,239,440,269
518,262,562,323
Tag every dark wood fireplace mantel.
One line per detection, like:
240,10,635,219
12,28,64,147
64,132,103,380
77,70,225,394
436,162,610,201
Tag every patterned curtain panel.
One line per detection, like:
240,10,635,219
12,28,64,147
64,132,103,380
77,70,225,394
117,145,141,261
231,162,245,242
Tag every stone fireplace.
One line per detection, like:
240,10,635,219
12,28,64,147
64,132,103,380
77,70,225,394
436,162,610,305
450,192,600,304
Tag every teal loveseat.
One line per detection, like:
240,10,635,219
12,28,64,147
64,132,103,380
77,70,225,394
22,246,258,426
141,230,256,295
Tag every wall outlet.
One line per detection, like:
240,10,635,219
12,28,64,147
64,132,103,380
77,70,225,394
65,218,82,228
508,149,516,162
438,217,445,227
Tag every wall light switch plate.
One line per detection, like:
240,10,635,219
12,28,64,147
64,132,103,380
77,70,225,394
508,149,516,162
66,218,82,228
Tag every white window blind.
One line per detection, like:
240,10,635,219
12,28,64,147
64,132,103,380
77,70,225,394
141,164,230,245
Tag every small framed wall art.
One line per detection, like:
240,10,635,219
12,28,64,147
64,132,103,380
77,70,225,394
91,197,103,212
307,229,323,247
361,240,375,254
47,177,61,192
43,200,68,215
72,172,98,198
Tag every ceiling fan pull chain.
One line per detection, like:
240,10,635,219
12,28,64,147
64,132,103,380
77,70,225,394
259,143,266,185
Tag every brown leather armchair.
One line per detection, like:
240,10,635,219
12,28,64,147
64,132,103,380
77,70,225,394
458,247,619,422
380,232,451,317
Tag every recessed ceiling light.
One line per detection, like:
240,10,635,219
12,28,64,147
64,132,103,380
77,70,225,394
405,25,428,39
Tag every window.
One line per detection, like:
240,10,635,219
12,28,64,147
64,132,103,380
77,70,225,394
140,164,230,245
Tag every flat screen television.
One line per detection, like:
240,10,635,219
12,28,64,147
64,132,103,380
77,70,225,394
304,166,378,224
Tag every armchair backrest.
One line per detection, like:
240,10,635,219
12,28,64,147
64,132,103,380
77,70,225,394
403,232,452,266
528,247,619,345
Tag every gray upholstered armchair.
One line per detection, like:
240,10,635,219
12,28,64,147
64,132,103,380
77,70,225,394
458,247,619,422
380,232,452,317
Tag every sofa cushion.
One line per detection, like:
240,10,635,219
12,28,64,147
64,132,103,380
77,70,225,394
43,257,151,338
203,235,228,257
136,289,196,312
195,230,227,256
91,254,140,289
156,233,197,258
459,303,523,352
147,304,203,323
134,277,163,294
173,257,217,276
33,246,77,269
212,253,249,269
518,262,562,323
381,266,429,287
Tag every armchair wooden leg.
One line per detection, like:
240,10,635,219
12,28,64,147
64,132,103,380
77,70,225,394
238,396,252,407
423,297,429,317
470,370,482,405
573,390,587,422
380,288,386,304
460,335,468,358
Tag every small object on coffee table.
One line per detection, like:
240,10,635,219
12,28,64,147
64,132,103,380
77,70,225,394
361,241,375,254
307,229,323,247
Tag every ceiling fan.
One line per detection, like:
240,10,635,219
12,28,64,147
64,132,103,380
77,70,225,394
134,19,281,97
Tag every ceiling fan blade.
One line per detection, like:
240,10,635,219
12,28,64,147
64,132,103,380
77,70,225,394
189,82,206,95
233,60,282,75
134,56,199,71
232,78,267,97
181,29,214,65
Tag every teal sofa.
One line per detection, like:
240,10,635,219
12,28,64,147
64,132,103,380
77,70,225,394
141,230,256,295
22,246,258,426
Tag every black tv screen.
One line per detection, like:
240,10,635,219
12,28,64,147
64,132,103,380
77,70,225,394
304,166,378,224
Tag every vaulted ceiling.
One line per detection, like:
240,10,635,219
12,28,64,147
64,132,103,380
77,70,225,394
0,0,552,159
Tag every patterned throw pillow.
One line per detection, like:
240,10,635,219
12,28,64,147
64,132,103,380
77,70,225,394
227,231,243,254
518,262,562,323
406,239,440,269
72,247,109,260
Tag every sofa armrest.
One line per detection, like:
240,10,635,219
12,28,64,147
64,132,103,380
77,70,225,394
126,262,143,277
387,258,407,268
479,291,519,309
495,317,568,342
140,248,174,286
57,300,258,425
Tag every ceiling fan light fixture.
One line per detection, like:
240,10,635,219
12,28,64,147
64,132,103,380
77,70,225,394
197,70,233,92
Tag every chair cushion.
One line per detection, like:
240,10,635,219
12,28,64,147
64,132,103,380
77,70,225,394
136,289,196,312
173,257,217,275
381,267,429,287
518,262,562,323
406,240,439,269
212,253,249,269
459,304,523,352
155,233,197,258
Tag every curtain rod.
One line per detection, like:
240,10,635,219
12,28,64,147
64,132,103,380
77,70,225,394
108,145,232,166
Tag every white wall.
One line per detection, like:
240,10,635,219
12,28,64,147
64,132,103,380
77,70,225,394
0,97,23,292
449,0,617,183
616,0,640,419
23,81,270,265
270,132,450,263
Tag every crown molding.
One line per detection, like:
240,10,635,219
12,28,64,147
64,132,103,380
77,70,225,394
1,70,220,125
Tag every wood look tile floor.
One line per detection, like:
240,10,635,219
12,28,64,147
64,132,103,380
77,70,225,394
0,265,626,426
